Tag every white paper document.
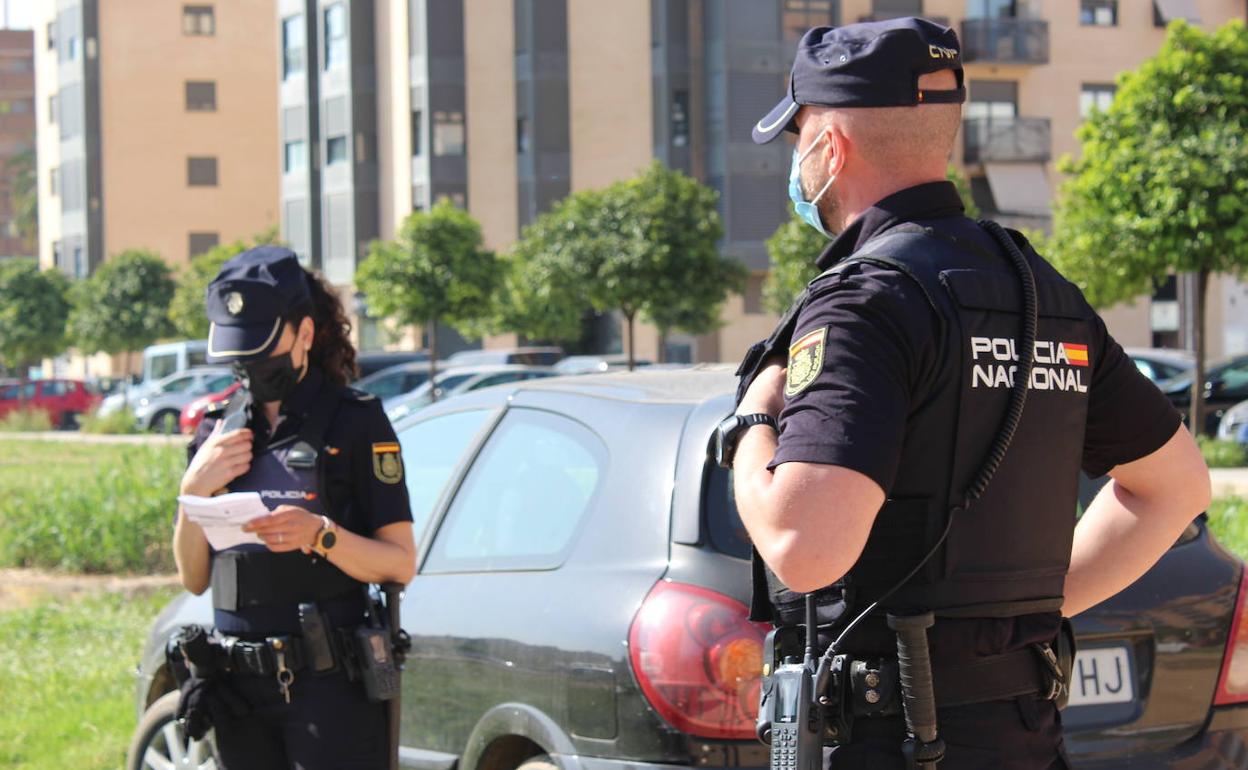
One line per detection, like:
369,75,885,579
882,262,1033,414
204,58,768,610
177,492,272,550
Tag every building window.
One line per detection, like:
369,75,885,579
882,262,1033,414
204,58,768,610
326,135,349,165
185,81,216,111
1080,0,1117,26
64,34,78,62
282,15,305,79
187,156,219,186
183,5,215,36
189,232,220,257
671,90,690,148
966,0,1017,19
48,93,57,124
411,110,422,157
284,140,307,173
516,117,530,154
50,167,59,197
324,4,347,71
46,21,56,50
433,111,465,157
73,246,85,279
1080,83,1116,119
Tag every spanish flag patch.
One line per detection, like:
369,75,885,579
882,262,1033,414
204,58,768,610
785,328,827,397
1063,343,1089,367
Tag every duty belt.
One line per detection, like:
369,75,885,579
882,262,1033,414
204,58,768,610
842,644,1060,719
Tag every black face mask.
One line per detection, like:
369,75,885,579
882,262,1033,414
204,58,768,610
242,351,303,404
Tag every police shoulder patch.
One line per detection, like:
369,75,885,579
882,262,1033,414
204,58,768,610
785,327,827,397
372,442,403,485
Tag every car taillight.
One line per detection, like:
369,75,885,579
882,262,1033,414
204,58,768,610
628,580,770,740
1214,568,1248,705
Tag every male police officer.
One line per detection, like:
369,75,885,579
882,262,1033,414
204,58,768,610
723,18,1210,769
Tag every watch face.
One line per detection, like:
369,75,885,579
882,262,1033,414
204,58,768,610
321,531,337,551
715,415,742,469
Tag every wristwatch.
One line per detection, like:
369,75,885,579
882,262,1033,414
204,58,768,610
312,515,338,557
714,413,779,469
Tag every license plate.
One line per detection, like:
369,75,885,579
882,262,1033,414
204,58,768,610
1066,646,1134,707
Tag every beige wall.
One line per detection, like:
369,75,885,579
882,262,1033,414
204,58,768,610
32,1,60,272
97,0,278,267
376,0,412,242
464,0,518,253
567,0,652,192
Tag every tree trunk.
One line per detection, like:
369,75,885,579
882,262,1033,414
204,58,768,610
1190,269,1209,436
625,311,636,372
428,318,438,403
657,329,668,364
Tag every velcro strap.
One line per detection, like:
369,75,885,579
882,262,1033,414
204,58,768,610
931,647,1048,708
211,550,363,611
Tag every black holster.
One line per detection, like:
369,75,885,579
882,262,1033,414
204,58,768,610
168,625,250,741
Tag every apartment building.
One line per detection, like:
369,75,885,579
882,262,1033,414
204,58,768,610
0,29,35,260
283,0,1247,363
32,0,279,285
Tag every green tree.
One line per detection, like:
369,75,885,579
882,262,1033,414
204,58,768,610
762,165,979,315
616,162,746,362
6,149,38,255
0,260,70,372
68,249,177,375
500,161,740,368
356,200,500,395
1047,20,1248,431
169,228,281,339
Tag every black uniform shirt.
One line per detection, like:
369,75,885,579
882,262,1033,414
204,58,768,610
766,182,1182,659
771,181,1181,489
189,365,413,537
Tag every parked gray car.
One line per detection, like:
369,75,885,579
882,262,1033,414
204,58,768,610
128,368,1248,770
132,368,235,433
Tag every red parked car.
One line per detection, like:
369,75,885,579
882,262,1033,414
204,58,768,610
179,381,241,435
0,379,102,429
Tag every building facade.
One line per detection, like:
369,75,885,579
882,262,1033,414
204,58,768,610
0,29,36,260
283,0,1247,363
32,0,279,279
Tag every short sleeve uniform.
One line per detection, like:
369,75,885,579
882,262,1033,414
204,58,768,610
187,365,413,538
771,182,1180,491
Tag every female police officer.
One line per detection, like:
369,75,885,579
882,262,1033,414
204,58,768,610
172,245,416,769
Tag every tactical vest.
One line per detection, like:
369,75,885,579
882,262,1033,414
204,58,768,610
742,222,1094,629
209,378,366,634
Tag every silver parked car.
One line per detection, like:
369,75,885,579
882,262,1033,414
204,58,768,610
133,368,235,433
384,365,556,422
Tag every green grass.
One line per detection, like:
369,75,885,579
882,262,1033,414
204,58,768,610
78,408,141,435
0,586,179,769
1208,496,1248,560
0,439,184,573
0,409,53,432
1199,436,1248,468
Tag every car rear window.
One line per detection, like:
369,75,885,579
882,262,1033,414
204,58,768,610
703,465,752,560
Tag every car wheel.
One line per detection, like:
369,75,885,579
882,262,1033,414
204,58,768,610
125,690,219,770
150,410,180,435
58,411,79,431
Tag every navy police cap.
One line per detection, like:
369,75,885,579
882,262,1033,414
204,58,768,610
752,16,966,144
204,245,311,363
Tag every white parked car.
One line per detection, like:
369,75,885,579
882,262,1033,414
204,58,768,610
384,365,556,422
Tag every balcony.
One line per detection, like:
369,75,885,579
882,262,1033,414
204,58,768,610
963,117,1051,165
960,18,1049,64
857,14,951,26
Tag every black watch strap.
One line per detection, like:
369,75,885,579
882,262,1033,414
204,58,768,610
721,413,779,468
738,413,778,432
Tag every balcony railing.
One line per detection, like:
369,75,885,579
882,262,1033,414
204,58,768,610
963,117,1051,164
857,13,951,26
960,18,1049,64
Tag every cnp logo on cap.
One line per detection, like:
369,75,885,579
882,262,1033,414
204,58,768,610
204,246,311,363
752,16,966,144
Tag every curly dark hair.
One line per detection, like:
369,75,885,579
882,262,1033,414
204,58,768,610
283,269,358,386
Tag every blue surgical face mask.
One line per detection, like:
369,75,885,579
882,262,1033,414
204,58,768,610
788,134,836,237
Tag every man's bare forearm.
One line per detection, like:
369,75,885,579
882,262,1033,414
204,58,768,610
1063,427,1210,617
